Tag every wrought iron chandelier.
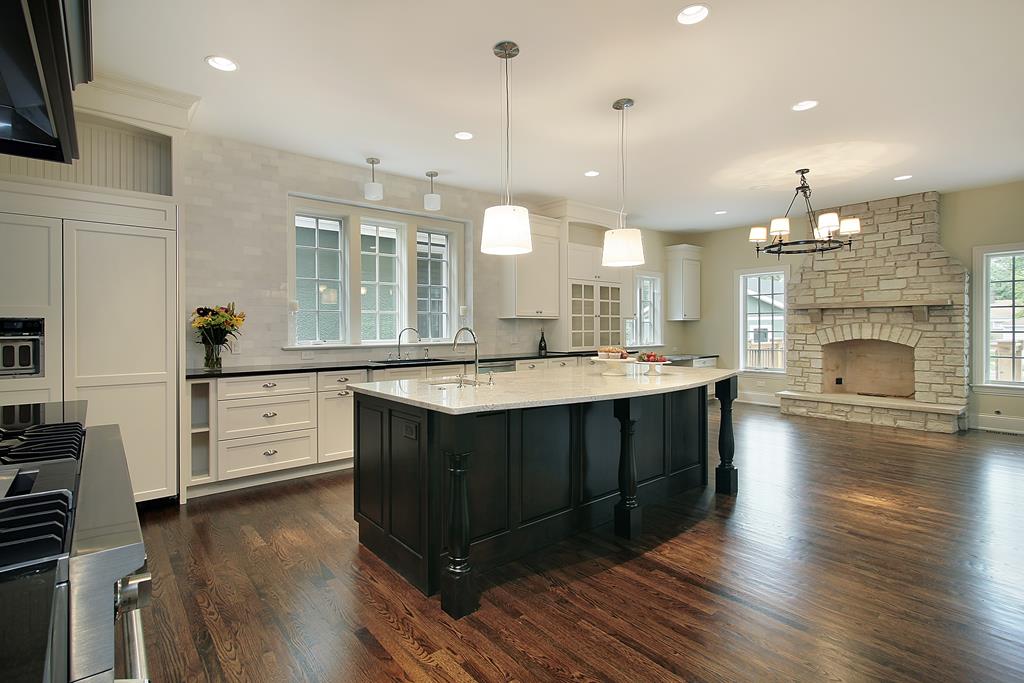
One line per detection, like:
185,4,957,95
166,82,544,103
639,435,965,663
749,168,861,257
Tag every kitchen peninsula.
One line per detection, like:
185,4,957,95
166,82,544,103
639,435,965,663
350,365,740,618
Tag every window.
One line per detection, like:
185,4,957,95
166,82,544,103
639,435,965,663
740,271,785,371
632,274,662,346
982,249,1024,384
360,221,402,342
295,215,344,343
416,230,452,340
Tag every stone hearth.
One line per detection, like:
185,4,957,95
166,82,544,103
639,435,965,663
778,191,969,433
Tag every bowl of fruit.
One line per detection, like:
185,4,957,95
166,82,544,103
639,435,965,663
636,351,670,374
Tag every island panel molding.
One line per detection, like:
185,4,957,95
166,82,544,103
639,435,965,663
782,191,969,433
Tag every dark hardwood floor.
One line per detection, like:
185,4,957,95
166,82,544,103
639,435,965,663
139,404,1024,682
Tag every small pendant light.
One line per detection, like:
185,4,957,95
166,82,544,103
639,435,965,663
602,98,644,267
481,41,532,255
424,171,441,211
364,157,383,201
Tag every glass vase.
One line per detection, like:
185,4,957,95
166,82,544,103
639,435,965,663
203,342,223,370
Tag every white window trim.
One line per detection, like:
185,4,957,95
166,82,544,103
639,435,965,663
735,264,790,374
359,218,407,343
633,269,664,347
286,195,467,347
972,242,1024,392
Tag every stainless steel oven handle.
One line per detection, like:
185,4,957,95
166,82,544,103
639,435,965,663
116,572,151,683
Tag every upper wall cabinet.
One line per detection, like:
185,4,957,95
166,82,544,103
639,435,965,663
567,243,622,283
499,216,561,319
666,244,702,321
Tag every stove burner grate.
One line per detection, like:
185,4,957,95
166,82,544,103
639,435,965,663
0,424,85,464
0,491,72,569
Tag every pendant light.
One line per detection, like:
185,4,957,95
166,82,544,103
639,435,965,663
364,157,383,201
481,41,532,255
423,171,441,211
602,98,644,267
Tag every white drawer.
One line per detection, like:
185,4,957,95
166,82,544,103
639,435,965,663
217,429,317,481
515,359,548,371
426,363,466,378
375,366,427,381
549,357,578,369
317,369,368,391
217,393,317,440
217,373,316,400
317,390,353,463
692,357,718,368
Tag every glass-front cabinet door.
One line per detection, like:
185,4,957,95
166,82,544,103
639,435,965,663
570,280,622,350
598,285,622,347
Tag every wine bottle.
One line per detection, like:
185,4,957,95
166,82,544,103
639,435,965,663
538,329,548,357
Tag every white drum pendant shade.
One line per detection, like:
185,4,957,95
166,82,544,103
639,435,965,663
424,193,441,211
481,204,532,255
601,228,645,267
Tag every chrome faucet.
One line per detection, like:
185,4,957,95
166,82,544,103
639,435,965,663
397,327,419,361
453,327,479,378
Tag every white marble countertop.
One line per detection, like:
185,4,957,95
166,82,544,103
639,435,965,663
349,365,738,415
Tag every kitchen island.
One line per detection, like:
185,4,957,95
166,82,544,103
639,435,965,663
349,365,739,618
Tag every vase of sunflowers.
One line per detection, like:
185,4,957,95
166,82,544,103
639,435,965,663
190,303,246,370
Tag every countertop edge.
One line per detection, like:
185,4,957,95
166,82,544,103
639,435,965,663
349,369,739,415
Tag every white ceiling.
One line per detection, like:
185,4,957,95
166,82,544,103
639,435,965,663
92,0,1024,230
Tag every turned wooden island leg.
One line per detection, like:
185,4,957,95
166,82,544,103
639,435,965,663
613,399,642,539
441,451,478,618
715,376,739,495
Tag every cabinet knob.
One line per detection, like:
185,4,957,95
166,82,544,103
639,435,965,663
528,363,536,368
262,411,278,418
336,377,349,383
337,390,350,397
263,449,278,457
262,382,277,388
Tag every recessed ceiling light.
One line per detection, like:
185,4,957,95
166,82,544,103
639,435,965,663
584,170,600,177
714,210,728,215
454,131,474,140
205,55,238,72
792,100,818,112
893,174,913,181
677,4,709,24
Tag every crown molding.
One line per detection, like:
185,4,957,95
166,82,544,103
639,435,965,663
73,73,201,134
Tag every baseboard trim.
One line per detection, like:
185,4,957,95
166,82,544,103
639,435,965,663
970,413,1024,435
738,390,781,407
184,458,353,502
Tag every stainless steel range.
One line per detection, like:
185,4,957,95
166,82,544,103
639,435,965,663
0,401,150,682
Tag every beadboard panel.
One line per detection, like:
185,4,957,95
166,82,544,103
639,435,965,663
0,117,172,196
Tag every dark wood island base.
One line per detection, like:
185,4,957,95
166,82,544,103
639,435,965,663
354,375,739,618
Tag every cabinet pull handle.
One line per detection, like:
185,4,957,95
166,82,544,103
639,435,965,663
263,449,278,457
262,411,277,418
528,363,536,368
337,390,350,397
336,377,349,383
262,382,277,388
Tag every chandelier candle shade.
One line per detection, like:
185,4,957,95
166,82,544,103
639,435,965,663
750,169,860,256
424,171,441,211
481,41,532,255
602,97,645,267
364,158,383,201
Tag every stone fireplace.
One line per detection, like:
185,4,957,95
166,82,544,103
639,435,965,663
778,191,969,433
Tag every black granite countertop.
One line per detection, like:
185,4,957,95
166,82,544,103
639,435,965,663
186,350,717,379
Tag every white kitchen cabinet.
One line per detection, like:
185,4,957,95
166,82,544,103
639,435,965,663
217,393,317,441
218,372,317,400
666,244,702,321
549,357,579,369
317,369,368,391
62,220,177,501
499,218,561,318
218,429,317,481
515,358,548,371
0,212,64,406
317,389,354,463
568,280,623,350
376,366,428,381
568,243,622,283
426,363,467,378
